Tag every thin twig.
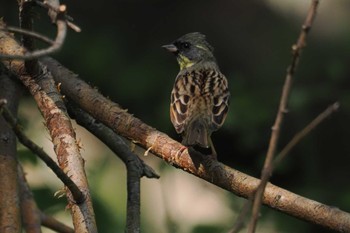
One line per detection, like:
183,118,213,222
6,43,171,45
248,1,320,232
0,4,67,60
40,212,74,233
34,0,81,32
0,99,85,204
230,103,338,233
228,200,252,233
0,26,55,45
274,102,339,166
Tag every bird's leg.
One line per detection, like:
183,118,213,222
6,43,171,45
208,137,217,160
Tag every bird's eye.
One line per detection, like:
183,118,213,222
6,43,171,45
182,42,191,49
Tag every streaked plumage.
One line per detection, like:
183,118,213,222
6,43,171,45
163,32,229,157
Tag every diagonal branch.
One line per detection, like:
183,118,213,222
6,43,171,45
0,26,55,45
0,99,84,203
248,1,320,232
66,103,159,179
229,102,339,233
42,57,350,232
33,0,81,32
40,213,74,233
66,103,160,232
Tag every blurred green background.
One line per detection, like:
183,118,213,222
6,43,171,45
2,0,350,232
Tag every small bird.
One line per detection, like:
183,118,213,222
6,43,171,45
162,32,230,158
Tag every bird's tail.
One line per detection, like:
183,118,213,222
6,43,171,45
182,120,210,148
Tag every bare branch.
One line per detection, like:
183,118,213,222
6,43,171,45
228,200,252,233
125,162,141,233
0,21,67,60
274,102,339,166
43,57,350,232
34,0,81,32
40,213,74,233
248,1,320,232
0,100,85,203
229,102,339,233
19,144,74,233
19,146,74,233
0,66,22,233
18,164,42,233
67,104,159,179
0,26,55,45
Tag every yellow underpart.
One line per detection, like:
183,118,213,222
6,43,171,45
178,54,195,70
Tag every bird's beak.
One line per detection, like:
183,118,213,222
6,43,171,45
162,44,178,53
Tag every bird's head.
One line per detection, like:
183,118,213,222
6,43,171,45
162,32,216,70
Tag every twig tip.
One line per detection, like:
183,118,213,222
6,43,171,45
0,98,8,106
332,102,340,111
59,5,67,12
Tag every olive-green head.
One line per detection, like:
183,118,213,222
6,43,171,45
162,32,216,70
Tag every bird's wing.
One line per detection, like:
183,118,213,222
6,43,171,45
210,72,230,130
171,69,230,133
170,72,194,134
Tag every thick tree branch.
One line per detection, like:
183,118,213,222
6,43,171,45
0,66,22,233
249,1,320,232
43,57,350,232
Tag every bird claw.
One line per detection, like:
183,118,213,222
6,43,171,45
144,146,152,156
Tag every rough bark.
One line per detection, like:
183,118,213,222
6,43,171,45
0,67,22,233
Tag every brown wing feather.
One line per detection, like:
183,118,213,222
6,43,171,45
170,68,229,137
210,72,230,130
170,74,192,133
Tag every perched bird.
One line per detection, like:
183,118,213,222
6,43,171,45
162,32,230,158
